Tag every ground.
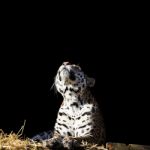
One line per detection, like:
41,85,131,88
0,130,150,150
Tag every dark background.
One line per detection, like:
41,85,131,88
0,47,149,145
0,9,149,145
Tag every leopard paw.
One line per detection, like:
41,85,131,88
63,137,80,149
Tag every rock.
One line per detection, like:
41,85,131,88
106,143,128,150
106,143,150,150
128,144,150,150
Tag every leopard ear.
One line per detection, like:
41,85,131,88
87,77,95,87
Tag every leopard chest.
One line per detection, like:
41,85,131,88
55,101,95,137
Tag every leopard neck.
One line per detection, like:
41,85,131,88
63,88,94,106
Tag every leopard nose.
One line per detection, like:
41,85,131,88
63,62,71,65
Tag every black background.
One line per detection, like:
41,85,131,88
0,10,149,146
0,47,149,145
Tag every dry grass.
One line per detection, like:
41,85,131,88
0,129,45,150
0,121,47,150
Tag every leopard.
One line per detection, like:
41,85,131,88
33,62,106,149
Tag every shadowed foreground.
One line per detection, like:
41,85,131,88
0,130,150,150
0,129,106,150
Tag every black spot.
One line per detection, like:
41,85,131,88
69,87,80,93
79,74,82,77
63,120,66,122
59,112,67,116
78,96,83,105
70,102,79,108
92,107,95,113
67,132,72,136
69,88,73,92
57,123,69,129
78,125,86,129
59,88,63,93
77,117,81,120
77,87,81,92
87,123,92,126
73,128,75,130
82,120,85,123
68,116,71,120
86,128,90,131
82,111,91,116
55,129,61,134
91,129,94,133
64,87,68,93
81,78,84,82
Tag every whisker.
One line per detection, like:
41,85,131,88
50,82,55,91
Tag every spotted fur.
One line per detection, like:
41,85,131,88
35,62,106,149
